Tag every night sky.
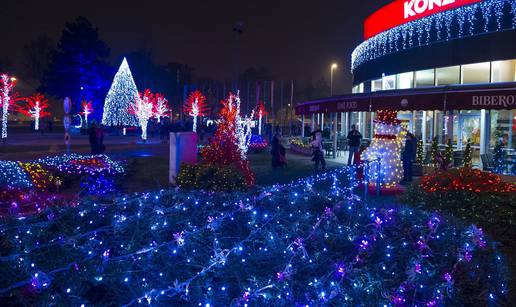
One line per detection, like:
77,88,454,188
1,0,392,93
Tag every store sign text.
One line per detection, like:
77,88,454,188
404,0,455,19
337,101,358,110
472,95,515,108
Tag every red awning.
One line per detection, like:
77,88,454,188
295,85,516,115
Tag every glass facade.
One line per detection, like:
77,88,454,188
436,66,460,85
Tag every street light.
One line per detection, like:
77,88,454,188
330,63,338,96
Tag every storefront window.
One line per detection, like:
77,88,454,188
382,75,396,90
461,62,490,84
415,69,435,88
396,72,414,89
371,79,382,92
491,60,516,83
436,66,460,85
490,110,514,149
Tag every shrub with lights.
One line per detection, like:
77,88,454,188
200,92,255,187
248,134,268,153
176,163,248,192
361,110,404,188
0,168,508,306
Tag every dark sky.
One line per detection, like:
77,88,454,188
1,0,392,93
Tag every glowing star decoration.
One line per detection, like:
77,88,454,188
361,110,404,188
129,89,155,141
18,93,50,131
0,74,19,140
153,93,169,123
256,100,268,135
80,100,93,127
184,90,209,132
101,58,139,127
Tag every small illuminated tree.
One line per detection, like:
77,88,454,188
0,74,19,140
129,89,155,141
80,100,93,128
256,100,268,135
18,93,50,131
184,90,209,132
153,93,169,123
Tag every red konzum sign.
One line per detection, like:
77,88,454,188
364,0,483,39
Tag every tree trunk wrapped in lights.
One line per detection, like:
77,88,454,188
361,110,403,188
184,90,209,132
18,93,50,131
153,93,169,123
256,100,268,135
129,89,155,141
0,74,19,140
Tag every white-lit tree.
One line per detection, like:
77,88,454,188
0,74,18,140
256,100,268,135
361,110,404,188
153,93,169,123
101,58,139,127
233,92,255,159
130,89,154,141
81,100,93,128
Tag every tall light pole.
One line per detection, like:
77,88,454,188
330,63,338,96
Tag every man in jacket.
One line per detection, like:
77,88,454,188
347,125,362,165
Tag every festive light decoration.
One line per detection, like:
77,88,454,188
18,93,50,131
130,89,155,141
289,138,312,156
201,92,255,186
430,137,439,166
416,139,424,164
463,139,472,167
153,93,169,123
0,74,19,140
420,167,515,194
0,168,508,305
492,140,506,174
101,58,139,127
256,100,268,135
248,134,268,152
184,90,209,132
80,100,93,128
0,161,32,189
351,0,515,72
35,154,124,176
361,110,404,187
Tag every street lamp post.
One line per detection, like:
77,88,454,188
330,63,338,96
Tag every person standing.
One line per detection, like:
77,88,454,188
311,129,326,172
88,121,99,154
271,133,286,168
402,132,417,182
347,124,362,165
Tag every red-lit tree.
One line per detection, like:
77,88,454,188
0,74,20,140
184,90,209,132
80,100,93,127
153,93,169,123
256,100,268,135
201,92,255,186
18,93,50,131
129,89,155,141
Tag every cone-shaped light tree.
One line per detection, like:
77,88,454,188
129,89,155,141
101,58,139,127
0,74,19,140
184,90,209,132
153,93,169,123
361,110,404,188
18,93,50,131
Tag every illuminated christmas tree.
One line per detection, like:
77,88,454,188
493,140,505,174
463,139,472,168
416,139,424,164
129,89,155,141
256,100,268,135
153,93,169,123
18,93,50,131
430,137,439,166
201,92,255,186
0,74,19,140
101,58,139,127
184,90,209,132
361,110,403,187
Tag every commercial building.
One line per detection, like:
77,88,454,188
296,0,516,166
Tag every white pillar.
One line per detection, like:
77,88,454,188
340,112,345,135
333,113,338,159
345,112,350,136
480,109,487,155
422,111,427,148
321,113,325,130
301,114,305,137
370,111,375,139
311,113,315,132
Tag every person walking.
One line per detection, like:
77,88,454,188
311,129,326,172
347,124,362,165
271,133,286,168
402,132,417,182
